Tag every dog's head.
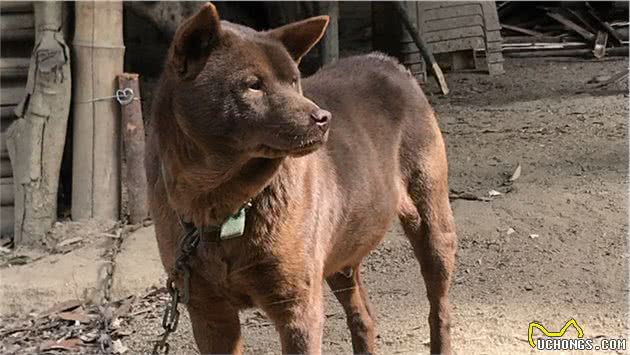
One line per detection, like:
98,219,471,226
165,2,330,158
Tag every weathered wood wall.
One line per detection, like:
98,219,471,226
0,1,35,239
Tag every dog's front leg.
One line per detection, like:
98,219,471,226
260,277,325,354
187,299,243,355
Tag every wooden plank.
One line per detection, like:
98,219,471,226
546,12,594,41
0,58,30,78
566,8,597,34
424,4,483,22
1,159,12,178
423,15,484,33
1,130,9,158
503,36,564,44
1,105,18,120
0,206,14,236
420,2,470,11
501,24,544,37
72,1,123,221
0,83,26,106
0,13,34,32
424,26,485,44
505,46,628,58
430,37,485,54
1,178,14,205
0,2,33,13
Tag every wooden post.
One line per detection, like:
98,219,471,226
71,1,124,221
5,1,71,244
318,2,339,65
117,73,148,224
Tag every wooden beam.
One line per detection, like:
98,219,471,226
0,13,35,41
586,8,623,45
546,12,594,41
505,46,628,58
117,73,148,224
0,13,34,32
0,2,33,13
0,159,12,178
318,2,339,65
501,24,544,37
0,82,26,106
1,178,14,206
1,106,18,120
0,58,30,79
0,206,14,236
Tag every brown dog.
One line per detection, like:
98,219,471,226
145,3,457,354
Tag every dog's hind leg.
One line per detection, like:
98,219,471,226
187,300,243,354
398,131,457,355
327,267,375,354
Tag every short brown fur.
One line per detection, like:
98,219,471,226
146,3,457,354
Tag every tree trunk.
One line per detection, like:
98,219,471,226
5,1,71,245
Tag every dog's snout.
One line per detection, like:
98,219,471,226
310,109,331,129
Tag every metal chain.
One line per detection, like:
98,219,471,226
152,225,201,355
96,224,126,354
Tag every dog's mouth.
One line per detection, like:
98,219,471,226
259,132,328,158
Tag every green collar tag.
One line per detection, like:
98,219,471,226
219,203,250,240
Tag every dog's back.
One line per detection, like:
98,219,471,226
301,54,445,274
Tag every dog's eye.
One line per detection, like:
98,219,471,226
247,78,262,91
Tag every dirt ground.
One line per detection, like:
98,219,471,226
1,56,628,354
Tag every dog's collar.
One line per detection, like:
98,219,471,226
161,161,253,241
177,201,252,242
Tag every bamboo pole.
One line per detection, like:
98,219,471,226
318,2,339,65
117,73,148,224
5,1,71,245
72,1,124,221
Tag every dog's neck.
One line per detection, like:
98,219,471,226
157,115,284,227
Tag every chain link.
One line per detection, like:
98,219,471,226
152,226,201,355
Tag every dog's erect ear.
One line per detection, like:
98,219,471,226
169,2,221,79
268,16,329,63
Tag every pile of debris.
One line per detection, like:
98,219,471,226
0,288,167,355
497,1,628,58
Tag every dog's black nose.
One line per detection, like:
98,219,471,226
311,109,331,129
